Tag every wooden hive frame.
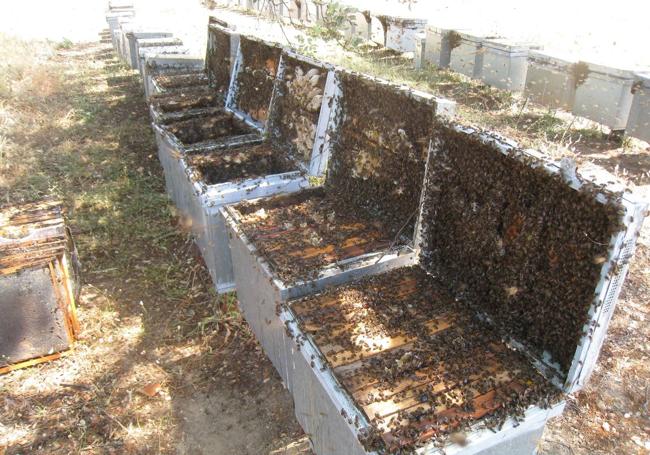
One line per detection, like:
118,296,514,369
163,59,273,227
0,200,80,375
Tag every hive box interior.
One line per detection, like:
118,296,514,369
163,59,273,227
278,126,645,453
176,51,337,293
0,200,79,374
226,71,446,288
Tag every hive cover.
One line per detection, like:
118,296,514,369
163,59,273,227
418,124,647,393
266,51,334,171
226,35,282,129
206,23,237,97
323,70,444,241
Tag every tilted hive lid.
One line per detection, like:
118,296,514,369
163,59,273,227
266,50,336,175
323,69,455,244
417,124,648,393
225,35,283,131
206,23,238,98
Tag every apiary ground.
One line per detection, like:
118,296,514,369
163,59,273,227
290,266,561,453
0,2,649,454
233,188,396,284
187,142,295,184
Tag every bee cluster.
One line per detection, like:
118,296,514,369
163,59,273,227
164,113,248,145
205,25,232,95
232,37,282,123
234,188,393,283
290,266,561,453
187,143,294,185
419,126,624,372
267,55,327,163
325,72,437,237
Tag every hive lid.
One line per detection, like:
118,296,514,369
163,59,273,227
225,35,283,131
417,124,648,394
579,60,636,80
634,72,650,88
322,69,455,245
482,37,542,53
265,50,336,176
529,49,577,68
206,24,238,98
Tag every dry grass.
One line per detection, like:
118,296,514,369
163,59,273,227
0,35,302,454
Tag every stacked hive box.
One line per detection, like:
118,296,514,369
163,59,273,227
0,201,80,374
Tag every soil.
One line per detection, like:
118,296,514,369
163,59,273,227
188,142,296,185
233,36,281,123
206,24,232,95
290,266,561,453
165,112,250,145
235,188,395,284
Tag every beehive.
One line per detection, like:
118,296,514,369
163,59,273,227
229,123,645,454
627,73,650,143
0,200,80,374
175,50,338,293
143,54,204,101
222,72,455,375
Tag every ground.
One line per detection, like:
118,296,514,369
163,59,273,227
0,3,649,455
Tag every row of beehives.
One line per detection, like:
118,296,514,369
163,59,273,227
103,8,650,453
415,27,650,141
209,1,650,142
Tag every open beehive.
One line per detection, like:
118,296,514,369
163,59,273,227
247,125,645,455
143,54,204,101
148,22,238,123
0,200,80,375
223,70,455,295
175,50,338,293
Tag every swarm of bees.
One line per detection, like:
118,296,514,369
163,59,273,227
325,72,437,237
419,126,624,372
269,58,326,162
290,266,561,453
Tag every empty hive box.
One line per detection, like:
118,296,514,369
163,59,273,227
0,200,80,374
222,70,455,381
175,50,338,293
256,125,647,455
627,73,650,143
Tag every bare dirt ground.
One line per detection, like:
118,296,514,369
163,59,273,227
0,3,649,455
